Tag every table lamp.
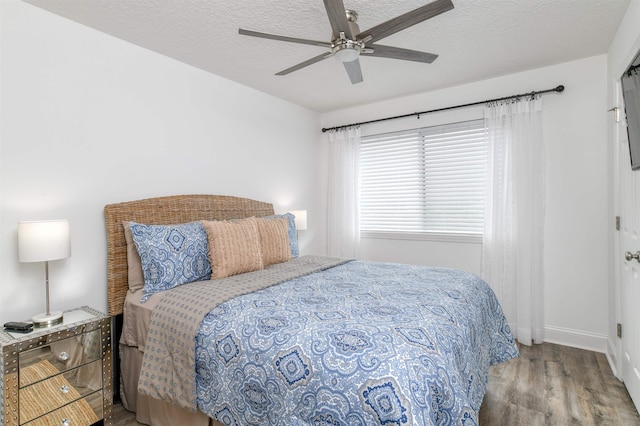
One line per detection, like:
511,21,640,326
290,210,308,231
18,219,71,327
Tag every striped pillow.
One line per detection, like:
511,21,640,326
202,218,264,279
262,213,299,257
255,217,291,266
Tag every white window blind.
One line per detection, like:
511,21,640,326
360,119,486,238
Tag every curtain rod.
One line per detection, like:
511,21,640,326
321,84,565,133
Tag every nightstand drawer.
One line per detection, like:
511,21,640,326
23,392,102,426
20,360,102,424
19,329,102,387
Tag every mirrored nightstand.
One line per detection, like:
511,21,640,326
1,306,112,426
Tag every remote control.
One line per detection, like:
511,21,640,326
3,321,33,333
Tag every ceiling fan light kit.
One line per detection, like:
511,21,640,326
332,34,365,62
239,0,454,84
333,43,360,63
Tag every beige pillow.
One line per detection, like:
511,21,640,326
255,217,291,266
202,218,264,279
123,221,144,292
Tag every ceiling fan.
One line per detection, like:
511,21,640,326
238,0,454,84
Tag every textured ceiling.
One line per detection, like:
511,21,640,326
24,0,630,112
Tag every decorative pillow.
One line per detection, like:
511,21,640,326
122,221,145,292
262,213,299,257
202,218,264,279
255,217,291,266
129,221,212,302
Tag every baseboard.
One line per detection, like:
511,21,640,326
544,325,608,353
606,337,621,379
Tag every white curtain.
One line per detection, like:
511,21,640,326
327,126,361,258
482,97,544,346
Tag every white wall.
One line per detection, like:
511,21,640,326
606,0,640,376
0,1,323,324
321,55,610,352
1,0,613,354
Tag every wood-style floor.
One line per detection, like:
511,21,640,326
113,343,640,425
479,342,640,425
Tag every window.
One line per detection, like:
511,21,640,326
360,119,486,241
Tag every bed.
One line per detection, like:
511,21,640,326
105,194,518,426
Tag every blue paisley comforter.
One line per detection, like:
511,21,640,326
193,260,518,425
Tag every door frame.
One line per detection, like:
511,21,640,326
612,77,622,379
612,37,640,398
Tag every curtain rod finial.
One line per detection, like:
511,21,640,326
555,85,565,93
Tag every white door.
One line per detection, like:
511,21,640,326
617,85,640,408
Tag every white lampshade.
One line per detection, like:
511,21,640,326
290,210,308,231
18,220,71,262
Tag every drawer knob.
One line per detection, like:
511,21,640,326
60,384,70,394
61,418,70,426
58,351,69,361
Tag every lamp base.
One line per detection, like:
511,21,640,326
32,311,63,328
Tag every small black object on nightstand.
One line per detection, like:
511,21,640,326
3,321,34,333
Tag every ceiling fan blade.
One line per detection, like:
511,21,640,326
323,0,354,39
276,52,333,76
239,28,331,48
364,44,438,63
343,59,363,84
357,0,454,43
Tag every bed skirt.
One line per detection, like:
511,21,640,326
119,343,220,426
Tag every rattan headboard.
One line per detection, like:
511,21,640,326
104,194,275,316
